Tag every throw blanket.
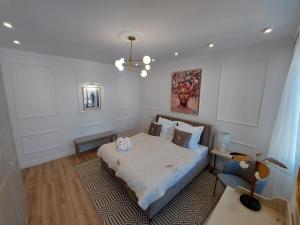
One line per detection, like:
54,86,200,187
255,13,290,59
97,133,208,210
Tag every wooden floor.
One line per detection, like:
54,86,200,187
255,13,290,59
22,150,101,225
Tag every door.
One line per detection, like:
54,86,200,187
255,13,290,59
7,159,27,225
0,65,27,225
0,179,21,225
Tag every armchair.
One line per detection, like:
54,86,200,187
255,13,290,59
213,160,267,196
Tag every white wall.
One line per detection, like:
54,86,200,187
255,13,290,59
141,38,293,159
0,38,294,184
0,48,142,168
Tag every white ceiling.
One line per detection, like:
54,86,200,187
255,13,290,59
0,0,299,64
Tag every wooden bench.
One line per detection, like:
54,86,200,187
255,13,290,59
74,131,117,154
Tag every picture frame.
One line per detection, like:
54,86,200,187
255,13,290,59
171,68,202,115
82,85,101,111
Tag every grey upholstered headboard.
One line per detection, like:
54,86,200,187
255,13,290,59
155,114,213,150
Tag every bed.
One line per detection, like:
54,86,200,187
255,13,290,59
97,114,213,218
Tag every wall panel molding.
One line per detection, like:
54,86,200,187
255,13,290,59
229,139,256,156
231,140,256,149
144,107,160,111
21,129,62,155
117,117,131,121
0,48,153,168
80,121,107,136
216,61,268,127
9,62,57,119
118,127,136,133
116,117,136,132
76,67,112,113
118,107,137,110
117,128,139,138
23,144,62,155
145,75,161,110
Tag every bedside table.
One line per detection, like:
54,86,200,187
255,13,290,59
210,148,233,175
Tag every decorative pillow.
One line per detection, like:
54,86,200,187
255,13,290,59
176,121,204,149
148,122,162,136
172,128,192,148
158,117,177,140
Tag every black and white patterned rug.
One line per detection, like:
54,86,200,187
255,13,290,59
74,158,224,225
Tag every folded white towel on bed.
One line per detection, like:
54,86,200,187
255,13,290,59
116,137,132,152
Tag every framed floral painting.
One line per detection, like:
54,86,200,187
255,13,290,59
171,68,202,115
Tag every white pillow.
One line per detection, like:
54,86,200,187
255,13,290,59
158,117,177,140
176,121,204,149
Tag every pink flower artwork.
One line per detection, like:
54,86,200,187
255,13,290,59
171,68,201,115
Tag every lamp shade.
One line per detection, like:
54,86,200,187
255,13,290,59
217,131,231,152
217,132,231,144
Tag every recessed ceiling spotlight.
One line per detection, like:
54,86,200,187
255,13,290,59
151,58,155,62
13,40,20,45
262,28,273,34
208,43,215,48
174,52,179,56
135,63,138,66
3,21,14,29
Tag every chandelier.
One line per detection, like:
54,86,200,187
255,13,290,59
114,35,152,78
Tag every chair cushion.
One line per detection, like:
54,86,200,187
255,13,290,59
218,173,252,190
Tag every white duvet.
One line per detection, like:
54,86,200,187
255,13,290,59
97,132,208,210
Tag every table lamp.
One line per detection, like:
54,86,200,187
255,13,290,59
217,131,231,153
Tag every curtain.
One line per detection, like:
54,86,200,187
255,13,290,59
267,34,300,199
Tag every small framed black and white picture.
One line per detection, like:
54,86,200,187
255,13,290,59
82,85,101,111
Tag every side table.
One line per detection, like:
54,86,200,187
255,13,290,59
210,148,233,175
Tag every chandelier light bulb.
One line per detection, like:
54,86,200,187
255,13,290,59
263,28,273,34
120,58,125,64
3,22,14,29
115,60,121,68
13,40,21,45
143,55,151,64
141,70,147,78
118,66,124,71
145,65,150,70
